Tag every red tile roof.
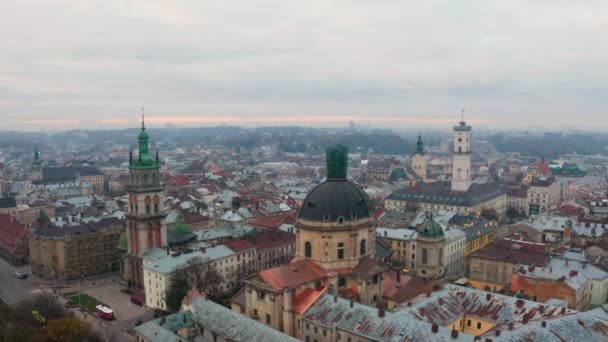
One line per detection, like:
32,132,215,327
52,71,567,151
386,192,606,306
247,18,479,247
248,213,292,229
184,213,209,224
338,288,359,300
471,238,549,266
258,259,326,291
383,270,435,303
170,174,190,186
247,228,295,250
225,239,256,253
293,287,328,314
558,204,584,216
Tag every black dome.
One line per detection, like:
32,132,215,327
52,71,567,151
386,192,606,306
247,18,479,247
299,180,372,222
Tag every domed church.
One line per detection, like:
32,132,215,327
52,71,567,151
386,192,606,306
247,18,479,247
235,146,387,338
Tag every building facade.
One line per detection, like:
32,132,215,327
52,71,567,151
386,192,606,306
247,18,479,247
29,213,124,280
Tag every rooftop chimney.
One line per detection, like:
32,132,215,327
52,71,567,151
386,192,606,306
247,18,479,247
486,293,492,301
451,329,458,339
495,330,501,337
350,300,354,308
541,321,547,328
431,323,439,333
378,305,385,318
509,322,514,330
523,313,529,324
334,295,338,303
561,307,566,314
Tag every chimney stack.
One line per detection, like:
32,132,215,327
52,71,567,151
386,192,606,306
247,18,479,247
334,295,338,303
523,313,529,324
561,307,566,314
509,322,514,330
431,323,439,333
541,321,547,328
350,300,354,308
378,305,385,318
451,329,459,339
486,293,492,301
495,330,501,337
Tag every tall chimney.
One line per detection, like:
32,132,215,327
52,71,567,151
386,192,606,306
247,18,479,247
378,305,385,318
451,329,458,339
541,321,547,328
523,313,529,324
431,323,439,333
350,300,354,308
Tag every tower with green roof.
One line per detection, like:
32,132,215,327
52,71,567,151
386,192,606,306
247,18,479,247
123,111,167,289
415,212,446,280
412,133,428,181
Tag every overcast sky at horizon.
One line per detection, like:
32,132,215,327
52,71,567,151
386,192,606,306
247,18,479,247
1,1,607,132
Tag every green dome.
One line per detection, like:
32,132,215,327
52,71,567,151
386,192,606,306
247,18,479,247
174,214,192,234
417,213,444,238
117,232,128,251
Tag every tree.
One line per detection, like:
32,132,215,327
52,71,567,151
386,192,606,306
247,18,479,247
35,318,102,342
506,207,519,223
165,270,190,313
480,208,498,222
184,257,224,296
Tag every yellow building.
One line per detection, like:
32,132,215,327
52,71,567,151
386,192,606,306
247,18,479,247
29,212,124,280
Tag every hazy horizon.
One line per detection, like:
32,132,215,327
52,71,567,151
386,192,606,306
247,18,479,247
2,1,607,131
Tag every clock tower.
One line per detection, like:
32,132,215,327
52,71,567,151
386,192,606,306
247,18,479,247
451,111,472,192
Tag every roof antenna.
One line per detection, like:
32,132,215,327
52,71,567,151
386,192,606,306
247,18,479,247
461,108,465,123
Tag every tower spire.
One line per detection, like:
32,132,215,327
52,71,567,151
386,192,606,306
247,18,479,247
415,133,424,155
141,107,145,131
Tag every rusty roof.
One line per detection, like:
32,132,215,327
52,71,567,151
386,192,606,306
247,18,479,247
293,287,328,314
257,259,326,291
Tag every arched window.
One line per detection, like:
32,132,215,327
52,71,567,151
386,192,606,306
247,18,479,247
130,204,133,213
360,239,366,256
143,173,148,184
305,241,312,258
146,205,151,215
152,172,157,184
337,243,345,260
422,248,428,264
154,203,159,214
458,146,462,153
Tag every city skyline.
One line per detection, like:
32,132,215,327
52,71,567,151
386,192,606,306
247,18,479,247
1,1,607,131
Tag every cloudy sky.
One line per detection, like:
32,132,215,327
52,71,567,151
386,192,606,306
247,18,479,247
1,1,607,131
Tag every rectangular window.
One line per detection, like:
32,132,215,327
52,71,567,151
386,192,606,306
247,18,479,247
477,322,481,329
467,320,471,327
266,313,271,324
338,242,345,260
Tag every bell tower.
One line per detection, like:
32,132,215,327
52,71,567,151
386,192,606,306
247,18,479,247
451,109,472,192
412,133,427,181
123,111,167,288
31,145,43,182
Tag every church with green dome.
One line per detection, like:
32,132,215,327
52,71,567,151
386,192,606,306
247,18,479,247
415,212,447,280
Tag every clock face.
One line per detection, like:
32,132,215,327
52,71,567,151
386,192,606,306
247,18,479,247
458,138,462,143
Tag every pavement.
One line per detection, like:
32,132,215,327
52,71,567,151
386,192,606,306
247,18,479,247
1,258,153,341
0,258,41,305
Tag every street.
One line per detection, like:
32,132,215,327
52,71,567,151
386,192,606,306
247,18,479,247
0,258,40,305
0,258,153,341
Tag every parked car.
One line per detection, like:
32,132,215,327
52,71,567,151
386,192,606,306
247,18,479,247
14,271,27,279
